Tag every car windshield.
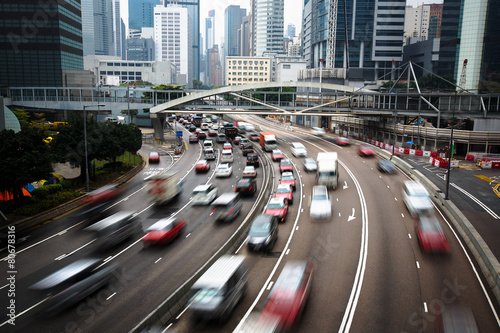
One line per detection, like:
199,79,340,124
237,179,250,186
196,161,206,166
281,174,294,181
268,202,285,209
276,186,291,193
249,222,271,237
273,150,282,155
419,216,442,232
281,160,291,166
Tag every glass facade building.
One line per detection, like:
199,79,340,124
0,0,83,87
128,0,161,31
251,0,285,56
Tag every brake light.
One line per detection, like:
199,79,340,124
249,186,252,190
235,187,240,191
227,207,234,215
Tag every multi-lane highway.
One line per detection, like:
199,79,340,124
1,115,499,333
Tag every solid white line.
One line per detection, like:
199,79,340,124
267,281,274,290
155,258,162,264
54,239,95,261
285,249,290,255
106,292,116,300
408,233,411,239
0,298,47,327
235,237,248,254
185,233,191,238
416,261,420,269
450,183,500,219
423,302,428,313
433,202,500,326
296,226,299,230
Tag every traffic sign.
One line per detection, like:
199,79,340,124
176,131,183,137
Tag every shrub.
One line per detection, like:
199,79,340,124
31,184,63,199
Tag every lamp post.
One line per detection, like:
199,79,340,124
445,92,457,200
83,104,105,192
319,58,324,94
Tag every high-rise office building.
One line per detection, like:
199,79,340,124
301,0,405,82
287,24,296,38
251,0,285,56
129,0,162,31
404,4,442,44
240,15,252,56
154,4,192,85
82,0,123,57
438,0,500,92
224,6,247,58
206,10,215,52
126,38,155,61
0,0,84,87
177,0,200,81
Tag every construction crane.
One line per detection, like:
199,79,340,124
458,59,468,91
326,0,338,68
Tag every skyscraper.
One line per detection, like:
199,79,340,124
251,0,285,56
0,0,84,87
224,5,247,58
129,0,162,32
82,0,123,57
178,0,200,81
287,24,296,38
206,10,215,52
154,4,192,85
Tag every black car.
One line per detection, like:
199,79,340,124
247,214,278,252
378,159,396,173
242,143,254,156
246,153,260,168
235,178,257,196
189,124,196,132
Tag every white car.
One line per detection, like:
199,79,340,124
215,163,233,177
291,142,307,157
221,149,234,163
310,185,332,221
311,127,326,136
223,143,232,150
402,181,433,217
211,124,219,130
242,166,257,178
192,184,218,205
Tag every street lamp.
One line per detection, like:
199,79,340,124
83,104,105,192
445,92,457,200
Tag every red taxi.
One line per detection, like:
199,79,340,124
142,217,186,246
195,160,210,173
279,172,296,191
275,184,293,204
265,197,288,222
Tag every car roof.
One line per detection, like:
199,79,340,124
313,185,328,196
147,217,177,231
277,184,291,190
281,171,293,177
213,192,239,204
404,181,428,195
244,166,255,170
30,259,101,289
193,184,211,192
192,255,246,289
196,160,208,164
272,150,282,154
218,163,230,168
269,197,285,205
86,211,135,231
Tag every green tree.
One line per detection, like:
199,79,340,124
0,128,53,205
417,74,455,91
252,87,296,102
121,109,139,123
11,108,30,129
142,84,185,100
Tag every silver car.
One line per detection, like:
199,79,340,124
310,185,332,221
402,181,433,217
192,184,218,205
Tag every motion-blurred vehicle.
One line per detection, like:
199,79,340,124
280,172,296,191
221,149,234,163
246,153,260,168
235,178,257,196
310,185,332,221
303,158,317,172
402,181,433,217
211,193,242,223
249,132,260,141
215,163,233,177
242,166,257,178
189,134,198,143
201,122,210,130
260,131,277,151
147,172,183,205
239,138,250,149
142,217,186,247
261,260,313,330
192,184,218,205
85,211,142,250
271,149,284,162
316,152,339,189
195,160,210,173
291,142,307,157
279,159,293,173
148,152,160,163
78,183,124,223
435,305,479,333
415,211,451,253
378,159,396,173
311,127,325,136
30,258,117,315
275,184,293,204
334,137,351,146
358,145,376,157
190,255,248,322
265,197,288,222
242,143,254,156
247,214,278,252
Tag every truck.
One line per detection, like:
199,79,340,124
224,125,239,140
316,152,339,189
147,172,183,205
259,132,277,152
233,120,247,134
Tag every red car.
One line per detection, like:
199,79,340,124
194,128,202,134
279,159,293,173
261,260,313,330
265,197,288,222
334,137,351,146
415,212,451,253
279,172,296,191
275,184,293,204
271,150,284,162
148,152,160,163
233,136,242,145
358,145,376,157
142,217,186,246
208,129,218,137
195,160,210,173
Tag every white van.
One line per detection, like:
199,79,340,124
190,255,248,322
291,142,307,157
221,149,234,163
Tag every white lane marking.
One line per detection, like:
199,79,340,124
0,298,48,327
58,230,67,235
106,292,116,300
235,237,249,254
387,185,390,188
54,239,95,261
285,249,290,255
267,281,274,290
301,208,304,212
423,302,428,313
348,208,356,222
296,226,299,230
395,198,398,201
416,261,420,269
343,181,349,189
186,233,191,238
401,213,405,218
155,258,162,264
433,202,500,326
408,234,412,239
339,213,342,217
450,183,500,219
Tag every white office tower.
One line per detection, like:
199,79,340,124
154,4,192,86
251,0,285,56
